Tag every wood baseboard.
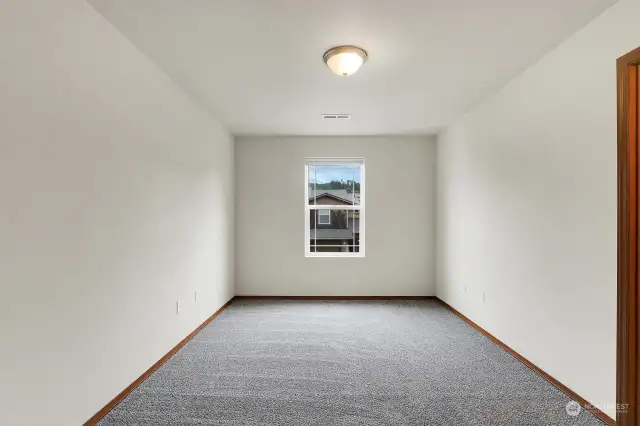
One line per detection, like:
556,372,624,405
84,295,613,425
437,298,615,425
83,296,236,426
234,295,437,300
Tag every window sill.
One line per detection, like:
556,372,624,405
305,253,365,258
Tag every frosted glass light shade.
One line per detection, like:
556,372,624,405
323,46,368,76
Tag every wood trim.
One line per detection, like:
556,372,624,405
438,299,615,425
234,295,437,300
83,294,616,424
618,46,640,426
83,296,236,426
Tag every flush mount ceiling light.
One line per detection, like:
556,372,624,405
323,46,368,76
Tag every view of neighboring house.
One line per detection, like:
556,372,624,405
308,188,360,252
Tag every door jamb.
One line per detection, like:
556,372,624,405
617,46,640,426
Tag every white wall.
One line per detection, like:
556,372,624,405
236,136,436,296
0,1,234,425
437,0,639,418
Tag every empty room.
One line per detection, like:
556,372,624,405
2,0,639,425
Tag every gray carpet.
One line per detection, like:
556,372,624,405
98,299,605,425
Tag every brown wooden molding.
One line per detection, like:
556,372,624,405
82,294,616,425
617,46,640,426
437,299,615,425
83,296,236,426
234,295,437,300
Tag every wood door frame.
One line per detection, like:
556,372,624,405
618,46,640,426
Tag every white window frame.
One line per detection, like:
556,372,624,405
317,209,331,225
305,157,365,258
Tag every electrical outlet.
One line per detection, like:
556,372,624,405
176,300,181,315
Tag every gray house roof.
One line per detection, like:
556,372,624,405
310,219,359,240
308,188,360,205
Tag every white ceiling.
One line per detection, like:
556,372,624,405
89,0,616,136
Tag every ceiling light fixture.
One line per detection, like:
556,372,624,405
323,46,368,76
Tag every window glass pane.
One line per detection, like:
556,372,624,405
309,208,360,253
308,164,361,206
318,209,330,225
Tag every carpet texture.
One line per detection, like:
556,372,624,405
98,299,605,425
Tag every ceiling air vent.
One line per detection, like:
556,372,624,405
322,114,352,120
